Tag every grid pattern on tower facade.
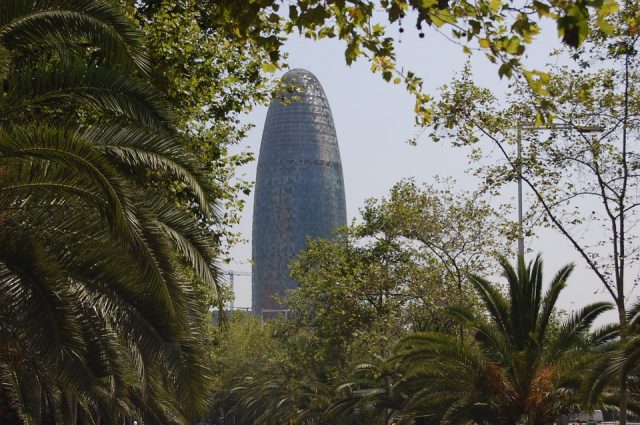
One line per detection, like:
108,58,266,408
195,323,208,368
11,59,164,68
252,69,347,314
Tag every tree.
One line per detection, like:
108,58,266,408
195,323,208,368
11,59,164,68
212,180,508,424
359,178,510,301
391,256,612,425
427,10,639,418
0,1,220,423
207,0,623,125
126,0,283,259
283,178,508,374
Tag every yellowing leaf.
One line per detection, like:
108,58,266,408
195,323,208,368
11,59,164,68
420,0,438,7
489,0,503,13
478,38,491,48
598,0,619,18
261,62,277,73
597,17,614,35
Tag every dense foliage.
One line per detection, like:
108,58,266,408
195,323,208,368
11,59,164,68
0,1,226,423
208,0,629,124
214,254,614,425
126,0,282,259
391,256,612,425
212,180,512,424
1,1,638,424
283,179,508,370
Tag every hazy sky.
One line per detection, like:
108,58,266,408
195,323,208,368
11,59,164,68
227,22,618,321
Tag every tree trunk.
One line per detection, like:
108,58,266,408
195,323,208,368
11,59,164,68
618,300,627,425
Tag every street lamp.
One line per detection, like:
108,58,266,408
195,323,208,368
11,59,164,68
515,122,604,259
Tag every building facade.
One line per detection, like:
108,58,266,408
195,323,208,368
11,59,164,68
252,68,347,315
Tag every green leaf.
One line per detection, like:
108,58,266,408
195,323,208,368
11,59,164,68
532,1,552,17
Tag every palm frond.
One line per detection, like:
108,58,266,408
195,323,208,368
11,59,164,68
3,58,173,128
537,263,574,343
0,0,150,73
548,302,613,359
468,272,512,338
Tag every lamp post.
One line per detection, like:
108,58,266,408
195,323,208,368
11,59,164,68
517,124,524,260
515,123,604,260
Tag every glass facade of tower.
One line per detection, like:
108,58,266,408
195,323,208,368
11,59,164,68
252,69,347,314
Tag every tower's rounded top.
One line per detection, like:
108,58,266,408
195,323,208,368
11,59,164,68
273,67,330,110
281,68,322,88
282,68,317,79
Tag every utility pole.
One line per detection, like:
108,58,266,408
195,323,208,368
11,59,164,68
222,270,251,311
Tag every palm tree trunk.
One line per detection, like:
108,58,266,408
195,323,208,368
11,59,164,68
0,384,23,425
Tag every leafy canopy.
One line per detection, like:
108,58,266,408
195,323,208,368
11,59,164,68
208,0,627,124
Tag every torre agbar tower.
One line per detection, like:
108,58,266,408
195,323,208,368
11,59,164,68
252,68,347,315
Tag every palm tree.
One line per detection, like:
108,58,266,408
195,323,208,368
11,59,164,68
392,255,612,425
219,367,333,425
327,357,404,425
583,300,640,417
0,1,222,423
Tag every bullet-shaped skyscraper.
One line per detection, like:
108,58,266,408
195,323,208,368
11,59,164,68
252,69,347,315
